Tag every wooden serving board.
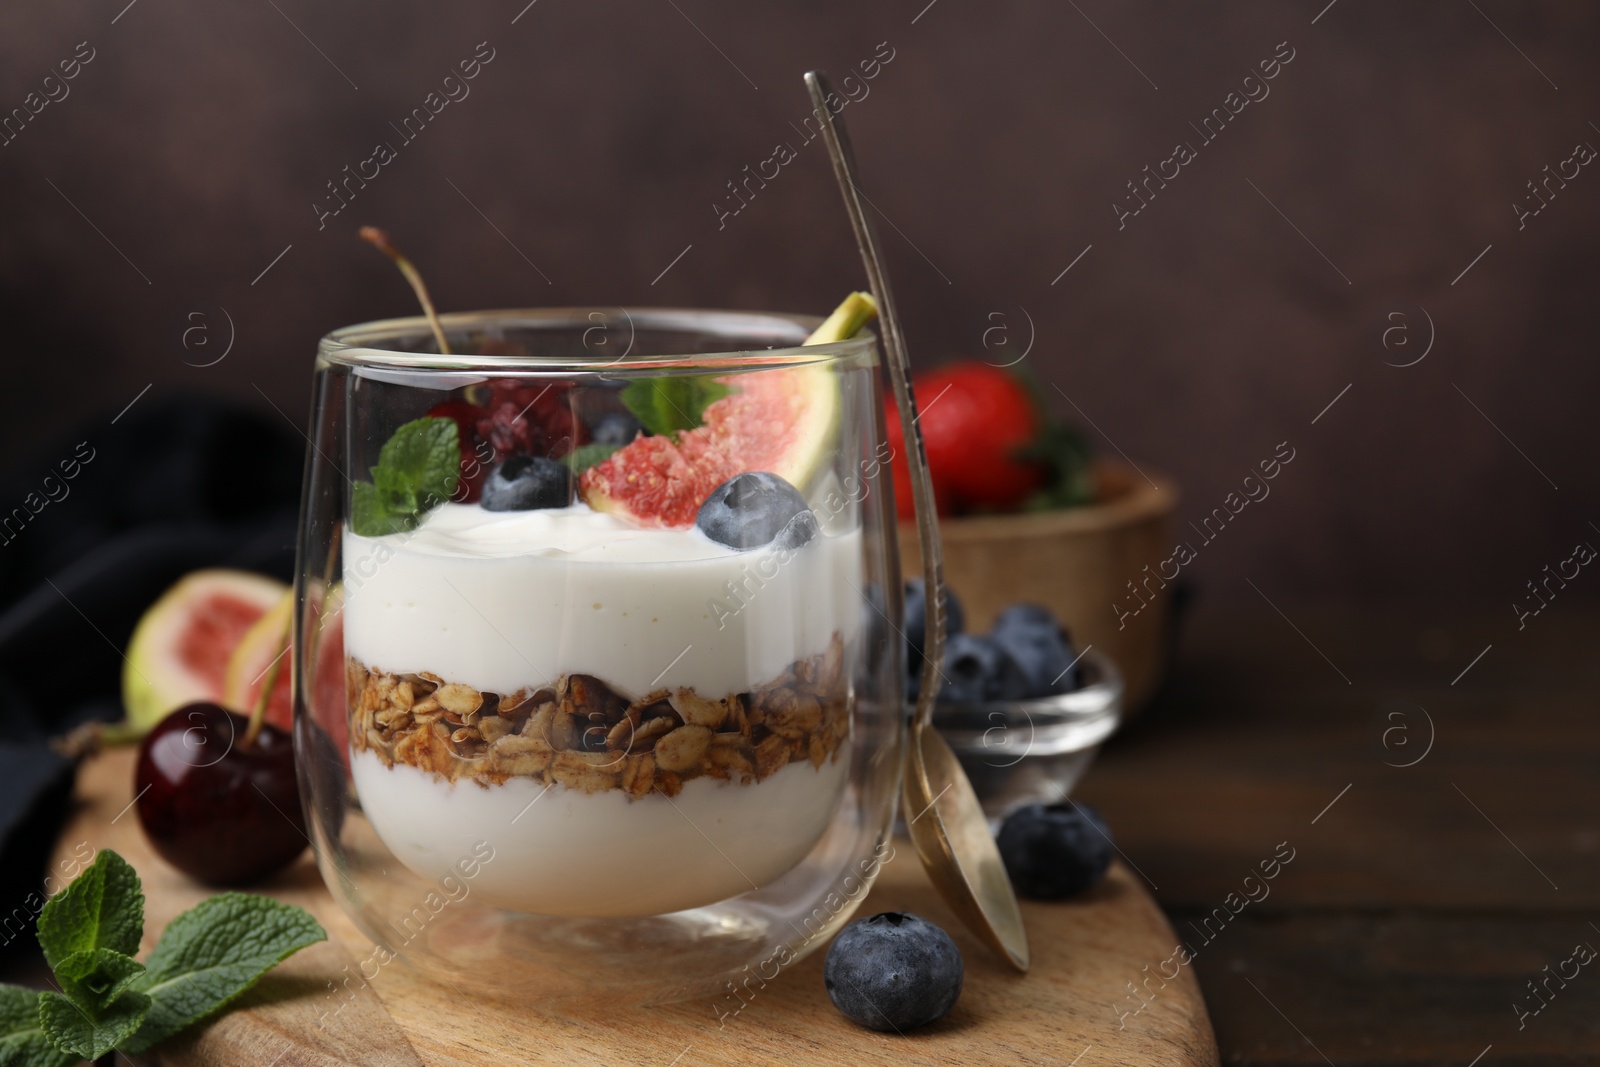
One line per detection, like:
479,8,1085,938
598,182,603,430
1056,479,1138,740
57,749,1217,1066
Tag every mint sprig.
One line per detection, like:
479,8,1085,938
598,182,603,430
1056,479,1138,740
351,415,461,536
0,988,76,1067
39,950,149,1060
621,375,731,436
1,849,326,1066
35,850,141,973
122,894,327,1053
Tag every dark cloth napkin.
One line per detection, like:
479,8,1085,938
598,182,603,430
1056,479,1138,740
0,392,302,960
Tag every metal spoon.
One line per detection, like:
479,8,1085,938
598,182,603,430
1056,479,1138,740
804,70,1029,972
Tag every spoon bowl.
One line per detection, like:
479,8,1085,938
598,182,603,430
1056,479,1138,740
904,721,1031,969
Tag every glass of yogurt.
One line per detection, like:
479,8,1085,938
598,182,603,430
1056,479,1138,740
293,306,908,1004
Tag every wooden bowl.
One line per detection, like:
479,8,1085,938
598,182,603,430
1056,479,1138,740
899,459,1178,712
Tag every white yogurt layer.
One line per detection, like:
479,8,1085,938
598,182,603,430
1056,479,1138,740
351,746,850,917
342,503,862,698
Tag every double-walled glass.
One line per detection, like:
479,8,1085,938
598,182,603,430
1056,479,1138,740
292,309,905,1004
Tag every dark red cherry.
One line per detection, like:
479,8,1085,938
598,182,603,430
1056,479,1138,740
426,399,491,503
134,702,307,886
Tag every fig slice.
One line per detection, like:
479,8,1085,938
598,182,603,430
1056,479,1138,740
578,293,874,529
122,569,288,734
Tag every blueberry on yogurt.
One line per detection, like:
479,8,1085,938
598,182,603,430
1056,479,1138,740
696,472,818,550
590,411,642,446
481,455,571,511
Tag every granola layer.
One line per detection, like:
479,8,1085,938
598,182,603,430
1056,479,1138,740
349,633,850,798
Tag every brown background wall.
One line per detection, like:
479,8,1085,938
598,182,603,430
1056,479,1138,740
2,0,1596,609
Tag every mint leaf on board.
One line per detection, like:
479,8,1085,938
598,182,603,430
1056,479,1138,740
350,416,460,536
52,948,146,1015
0,986,76,1067
621,376,731,436
35,850,142,974
563,442,620,474
9,851,325,1061
122,893,326,1053
40,949,150,1058
38,949,152,1061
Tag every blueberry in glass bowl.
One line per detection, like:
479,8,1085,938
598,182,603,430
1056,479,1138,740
908,588,1123,824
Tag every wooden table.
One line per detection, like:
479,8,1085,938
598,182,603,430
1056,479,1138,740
16,598,1597,1063
1078,600,1600,1066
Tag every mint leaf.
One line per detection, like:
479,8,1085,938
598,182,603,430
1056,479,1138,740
35,850,142,974
1007,366,1094,511
351,416,460,536
53,948,146,1012
40,949,151,1060
122,894,326,1053
0,987,76,1067
563,441,620,474
18,851,325,1061
351,481,412,536
375,417,459,508
38,950,151,1061
39,989,149,1061
621,376,731,436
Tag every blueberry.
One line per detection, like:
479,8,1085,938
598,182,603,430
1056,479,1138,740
591,412,642,446
824,912,963,1031
937,633,1029,703
996,802,1114,899
908,575,966,675
904,583,928,701
696,472,816,550
991,603,1080,696
772,509,820,550
481,455,570,511
992,603,1056,634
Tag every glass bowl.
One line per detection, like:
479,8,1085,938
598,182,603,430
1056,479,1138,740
930,648,1123,825
291,309,908,1005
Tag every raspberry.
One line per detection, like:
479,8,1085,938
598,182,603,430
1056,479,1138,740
476,379,581,461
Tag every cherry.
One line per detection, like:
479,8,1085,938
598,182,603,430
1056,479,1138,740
426,399,492,503
134,702,307,886
359,227,586,494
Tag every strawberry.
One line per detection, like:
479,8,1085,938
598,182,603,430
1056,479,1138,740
885,362,1046,515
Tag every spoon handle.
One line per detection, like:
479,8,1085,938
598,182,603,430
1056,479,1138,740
803,70,946,728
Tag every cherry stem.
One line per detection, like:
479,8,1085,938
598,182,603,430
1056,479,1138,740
359,226,452,355
242,613,292,750
49,714,157,759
